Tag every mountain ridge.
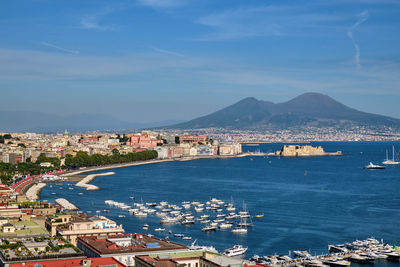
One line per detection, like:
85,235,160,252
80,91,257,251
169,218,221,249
168,92,400,129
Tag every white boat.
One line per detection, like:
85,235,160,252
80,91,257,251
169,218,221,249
232,227,247,234
364,162,386,169
134,211,148,217
382,146,400,165
219,223,233,229
189,239,218,253
143,224,149,230
194,207,204,212
182,236,192,240
155,227,165,231
160,217,178,224
118,215,126,218
202,225,217,232
224,245,248,257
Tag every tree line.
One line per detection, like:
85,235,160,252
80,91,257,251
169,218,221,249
65,150,158,168
0,150,158,185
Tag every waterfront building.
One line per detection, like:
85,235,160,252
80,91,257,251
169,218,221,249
47,214,124,246
134,251,252,267
77,234,189,266
218,143,242,156
127,134,163,148
7,257,127,267
179,135,207,143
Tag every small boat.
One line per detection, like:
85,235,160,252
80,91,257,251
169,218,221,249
232,227,247,234
202,225,217,232
118,215,125,218
155,228,165,232
174,233,184,238
219,223,233,229
293,250,312,259
182,236,192,240
134,211,148,217
223,245,248,257
143,224,149,230
78,193,83,195
102,210,110,213
51,193,56,195
181,219,195,225
255,214,264,218
364,162,385,169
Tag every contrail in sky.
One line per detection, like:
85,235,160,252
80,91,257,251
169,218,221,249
347,10,369,69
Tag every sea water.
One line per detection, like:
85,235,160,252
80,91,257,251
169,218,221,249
41,141,400,265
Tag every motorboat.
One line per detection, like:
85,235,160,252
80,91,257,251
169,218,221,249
232,227,247,234
202,225,217,232
219,223,233,229
223,245,248,257
154,228,165,231
173,233,184,238
181,219,195,225
293,250,312,259
189,239,218,253
364,162,385,169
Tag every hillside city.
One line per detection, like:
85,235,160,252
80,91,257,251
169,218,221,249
0,127,399,266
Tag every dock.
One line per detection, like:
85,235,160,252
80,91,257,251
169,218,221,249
55,198,78,210
255,238,399,267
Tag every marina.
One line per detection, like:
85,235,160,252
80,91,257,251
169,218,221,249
40,142,400,261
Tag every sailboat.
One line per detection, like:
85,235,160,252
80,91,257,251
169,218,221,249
382,146,400,165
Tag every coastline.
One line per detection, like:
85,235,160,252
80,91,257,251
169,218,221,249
25,183,47,201
76,172,116,190
61,153,253,177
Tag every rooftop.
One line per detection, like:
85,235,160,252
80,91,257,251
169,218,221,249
78,234,188,255
8,257,126,267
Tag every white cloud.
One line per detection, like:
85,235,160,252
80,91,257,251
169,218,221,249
195,5,345,41
81,15,114,30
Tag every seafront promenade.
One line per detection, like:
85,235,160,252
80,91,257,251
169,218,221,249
61,153,253,177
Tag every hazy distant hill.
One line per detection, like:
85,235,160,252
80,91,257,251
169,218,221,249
170,92,400,129
0,111,182,132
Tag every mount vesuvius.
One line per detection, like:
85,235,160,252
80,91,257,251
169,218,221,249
169,93,400,129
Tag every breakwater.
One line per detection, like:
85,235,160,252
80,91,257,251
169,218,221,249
75,172,115,190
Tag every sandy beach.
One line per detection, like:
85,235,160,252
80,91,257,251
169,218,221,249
76,172,116,190
25,183,47,201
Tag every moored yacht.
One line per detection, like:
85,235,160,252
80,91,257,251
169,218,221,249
364,162,385,169
223,245,248,257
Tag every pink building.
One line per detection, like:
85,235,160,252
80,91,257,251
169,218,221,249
127,134,163,148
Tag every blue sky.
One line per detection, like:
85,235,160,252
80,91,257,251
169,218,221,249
1,0,400,122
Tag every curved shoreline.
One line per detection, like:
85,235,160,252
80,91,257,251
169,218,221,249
61,154,252,177
76,172,116,190
25,183,47,201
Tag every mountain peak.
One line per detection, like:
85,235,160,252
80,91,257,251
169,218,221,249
169,92,400,129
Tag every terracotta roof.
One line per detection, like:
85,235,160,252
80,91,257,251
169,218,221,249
78,234,187,255
8,257,126,267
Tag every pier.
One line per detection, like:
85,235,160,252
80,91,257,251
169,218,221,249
254,238,400,267
75,171,115,190
55,198,78,210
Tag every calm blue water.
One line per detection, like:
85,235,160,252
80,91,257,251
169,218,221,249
41,142,400,265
